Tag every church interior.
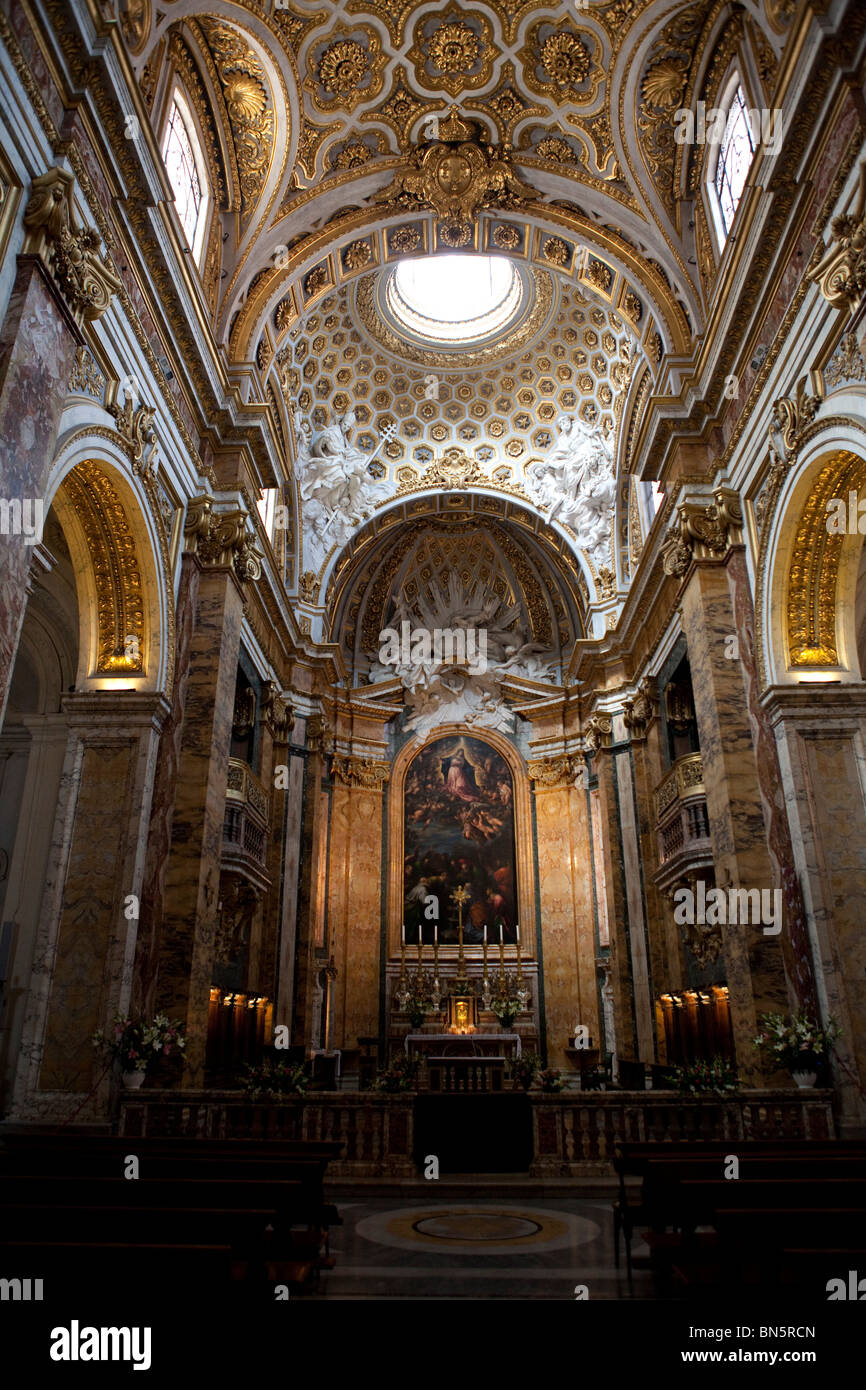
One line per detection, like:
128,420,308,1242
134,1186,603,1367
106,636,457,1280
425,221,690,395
1,0,866,1338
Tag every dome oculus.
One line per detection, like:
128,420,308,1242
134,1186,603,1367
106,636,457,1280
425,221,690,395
386,254,523,345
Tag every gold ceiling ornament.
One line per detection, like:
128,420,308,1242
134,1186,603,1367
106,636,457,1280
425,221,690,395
311,28,387,113
492,222,521,250
120,0,149,56
810,159,866,312
387,224,422,255
397,446,489,491
408,7,493,97
372,106,539,246
661,488,744,577
22,167,121,323
636,4,709,211
199,19,274,222
518,20,603,104
342,238,373,271
542,235,570,267
183,496,263,584
61,462,145,675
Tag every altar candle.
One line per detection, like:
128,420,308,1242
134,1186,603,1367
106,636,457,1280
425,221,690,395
433,920,438,944
402,922,405,944
515,923,519,944
483,924,488,973
499,923,504,945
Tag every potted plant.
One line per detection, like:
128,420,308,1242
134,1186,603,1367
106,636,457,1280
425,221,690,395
512,1052,540,1090
538,1067,564,1093
671,1056,738,1096
92,1013,186,1088
754,1010,840,1087
372,1053,419,1093
242,1057,310,1100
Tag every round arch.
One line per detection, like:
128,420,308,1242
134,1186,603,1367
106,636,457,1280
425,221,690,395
45,436,175,697
759,423,866,688
385,722,535,961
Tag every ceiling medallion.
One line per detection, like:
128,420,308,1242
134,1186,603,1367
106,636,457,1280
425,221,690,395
408,7,494,98
373,107,539,248
519,21,604,105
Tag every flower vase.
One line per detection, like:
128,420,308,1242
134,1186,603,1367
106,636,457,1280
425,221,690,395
499,1014,515,1031
792,1070,817,1088
408,1013,425,1030
122,1070,146,1089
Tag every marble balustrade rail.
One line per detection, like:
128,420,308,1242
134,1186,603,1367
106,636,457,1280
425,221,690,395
117,1089,835,1177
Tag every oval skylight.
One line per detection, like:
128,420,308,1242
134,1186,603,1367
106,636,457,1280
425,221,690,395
387,254,522,344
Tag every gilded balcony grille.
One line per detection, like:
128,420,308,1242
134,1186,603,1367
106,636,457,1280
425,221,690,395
654,753,713,889
222,757,271,890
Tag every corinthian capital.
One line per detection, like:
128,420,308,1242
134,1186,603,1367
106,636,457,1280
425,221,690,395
183,495,263,583
23,168,121,323
810,159,866,311
662,487,743,575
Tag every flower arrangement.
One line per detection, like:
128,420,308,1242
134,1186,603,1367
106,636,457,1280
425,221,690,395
538,1067,563,1093
671,1056,738,1095
753,1010,840,1072
92,1013,185,1074
242,1057,310,1099
512,1051,540,1089
404,993,429,1027
491,995,520,1024
372,1053,419,1093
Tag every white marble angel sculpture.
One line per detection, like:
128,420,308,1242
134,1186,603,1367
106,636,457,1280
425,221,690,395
528,414,616,566
293,408,392,563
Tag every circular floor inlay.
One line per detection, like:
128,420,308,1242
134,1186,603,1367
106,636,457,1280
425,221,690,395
414,1213,541,1242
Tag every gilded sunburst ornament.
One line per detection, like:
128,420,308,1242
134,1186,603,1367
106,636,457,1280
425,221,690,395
224,76,268,123
428,21,479,73
641,60,687,108
540,32,590,86
318,40,367,95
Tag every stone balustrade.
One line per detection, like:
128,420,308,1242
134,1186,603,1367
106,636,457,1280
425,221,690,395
118,1089,834,1178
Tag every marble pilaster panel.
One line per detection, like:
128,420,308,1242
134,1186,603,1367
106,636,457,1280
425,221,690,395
680,560,788,1083
157,563,244,1086
329,781,384,1049
0,260,80,725
11,694,167,1117
275,718,306,1038
532,778,599,1067
0,714,68,1113
612,749,656,1062
593,750,636,1060
767,688,866,1131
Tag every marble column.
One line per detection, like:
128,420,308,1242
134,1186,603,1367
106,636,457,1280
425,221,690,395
0,259,81,726
156,555,245,1087
592,735,643,1063
766,686,866,1132
680,557,789,1082
291,723,330,1049
274,715,306,1041
530,759,599,1068
11,693,168,1120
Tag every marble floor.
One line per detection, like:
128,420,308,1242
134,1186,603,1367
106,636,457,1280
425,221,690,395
311,1194,654,1300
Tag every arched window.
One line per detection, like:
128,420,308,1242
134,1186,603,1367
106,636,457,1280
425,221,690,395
708,82,756,244
162,90,210,264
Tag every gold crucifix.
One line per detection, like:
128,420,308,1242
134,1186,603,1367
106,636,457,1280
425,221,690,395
451,884,471,976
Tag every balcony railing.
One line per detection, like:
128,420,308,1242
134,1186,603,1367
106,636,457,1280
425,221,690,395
653,752,713,889
222,757,271,890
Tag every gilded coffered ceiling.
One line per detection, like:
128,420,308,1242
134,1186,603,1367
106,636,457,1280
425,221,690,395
131,1,786,354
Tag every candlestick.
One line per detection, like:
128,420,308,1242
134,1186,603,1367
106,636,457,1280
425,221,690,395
400,940,406,977
516,923,523,980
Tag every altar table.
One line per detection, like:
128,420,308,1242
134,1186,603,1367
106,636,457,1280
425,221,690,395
404,1032,522,1059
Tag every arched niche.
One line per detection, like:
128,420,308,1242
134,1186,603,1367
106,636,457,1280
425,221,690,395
386,723,534,960
761,434,866,686
45,442,174,697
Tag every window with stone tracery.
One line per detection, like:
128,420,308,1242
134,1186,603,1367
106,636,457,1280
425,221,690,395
708,81,756,244
162,90,210,264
